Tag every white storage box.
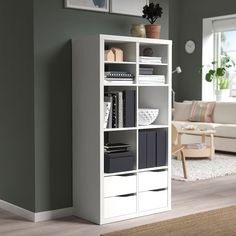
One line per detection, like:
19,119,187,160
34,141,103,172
104,195,136,218
139,190,168,212
139,170,168,192
104,174,136,198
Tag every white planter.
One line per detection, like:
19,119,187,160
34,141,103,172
216,89,230,101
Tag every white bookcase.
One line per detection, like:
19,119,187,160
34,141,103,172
72,34,172,224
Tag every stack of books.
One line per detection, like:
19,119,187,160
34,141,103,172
104,90,135,129
139,67,154,75
186,143,207,149
139,56,162,64
139,75,165,84
104,71,135,84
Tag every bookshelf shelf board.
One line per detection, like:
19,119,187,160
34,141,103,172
139,62,168,66
104,170,137,177
137,83,169,87
104,61,136,65
138,124,169,130
104,83,137,87
138,166,168,172
104,127,137,132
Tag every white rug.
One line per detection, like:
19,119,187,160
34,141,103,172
172,152,236,181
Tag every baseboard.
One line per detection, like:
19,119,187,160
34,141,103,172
0,199,73,222
0,199,35,221
34,207,74,222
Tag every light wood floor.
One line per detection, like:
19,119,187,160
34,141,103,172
1,175,236,236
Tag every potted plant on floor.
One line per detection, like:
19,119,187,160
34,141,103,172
142,2,163,39
201,54,235,100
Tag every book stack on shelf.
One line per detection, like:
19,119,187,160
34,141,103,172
139,67,154,75
104,71,135,84
104,90,135,129
139,56,162,64
104,143,135,173
186,143,207,149
139,75,165,84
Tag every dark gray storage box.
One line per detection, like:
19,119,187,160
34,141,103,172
104,151,135,173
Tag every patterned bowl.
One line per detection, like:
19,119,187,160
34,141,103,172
138,109,159,126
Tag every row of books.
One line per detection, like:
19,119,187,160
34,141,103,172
104,90,135,128
139,56,162,64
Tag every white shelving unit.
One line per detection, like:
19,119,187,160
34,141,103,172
72,34,172,224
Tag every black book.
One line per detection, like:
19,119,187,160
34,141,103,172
156,129,168,166
105,92,119,128
123,90,135,127
146,131,157,168
139,131,147,169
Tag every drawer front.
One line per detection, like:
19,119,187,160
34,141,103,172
104,175,136,198
139,190,168,212
104,195,136,218
139,170,168,192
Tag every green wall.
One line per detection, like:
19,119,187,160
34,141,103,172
0,1,35,211
171,0,236,101
33,0,169,212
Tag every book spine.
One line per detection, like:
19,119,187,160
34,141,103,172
118,92,123,128
139,131,147,169
104,95,113,128
104,102,111,129
146,131,157,168
123,90,135,127
156,129,168,166
111,93,118,128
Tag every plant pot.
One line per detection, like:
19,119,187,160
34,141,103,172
145,24,161,39
216,89,230,101
130,24,146,38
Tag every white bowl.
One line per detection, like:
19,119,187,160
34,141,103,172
138,109,159,126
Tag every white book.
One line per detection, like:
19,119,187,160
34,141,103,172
118,92,123,128
104,102,111,128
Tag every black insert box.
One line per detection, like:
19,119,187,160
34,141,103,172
104,151,135,173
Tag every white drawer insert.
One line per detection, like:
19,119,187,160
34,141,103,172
139,170,168,192
104,195,136,218
139,190,168,212
104,174,136,198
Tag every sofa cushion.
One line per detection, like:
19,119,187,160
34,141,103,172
173,102,192,121
215,124,236,138
214,102,236,124
189,101,216,122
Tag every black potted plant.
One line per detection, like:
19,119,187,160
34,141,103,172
142,2,163,39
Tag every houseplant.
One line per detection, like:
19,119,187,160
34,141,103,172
201,54,235,100
142,2,163,39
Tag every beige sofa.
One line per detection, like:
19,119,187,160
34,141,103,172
172,101,236,153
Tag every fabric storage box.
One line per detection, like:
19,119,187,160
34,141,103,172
104,152,135,173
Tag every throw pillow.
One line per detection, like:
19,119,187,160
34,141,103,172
173,102,192,121
189,101,216,122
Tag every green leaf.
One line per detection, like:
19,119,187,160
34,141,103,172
216,68,225,77
205,73,213,82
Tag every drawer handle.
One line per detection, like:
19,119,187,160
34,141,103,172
150,188,167,192
118,193,136,197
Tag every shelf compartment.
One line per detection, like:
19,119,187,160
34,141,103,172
104,130,137,173
138,189,168,212
104,87,136,129
105,42,136,62
138,86,169,126
104,174,136,198
104,194,137,218
138,170,168,192
138,129,168,169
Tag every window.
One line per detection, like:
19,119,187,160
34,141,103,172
202,15,236,101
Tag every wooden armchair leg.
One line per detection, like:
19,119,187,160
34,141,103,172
180,151,187,179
